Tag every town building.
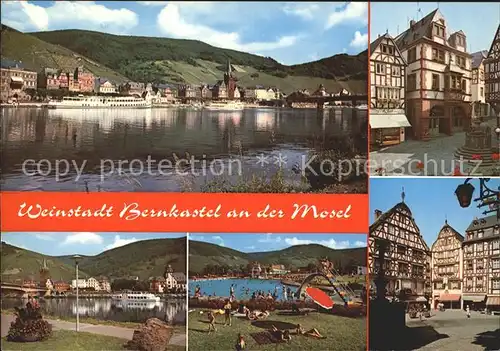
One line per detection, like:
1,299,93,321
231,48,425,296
430,220,464,309
369,191,431,298
0,59,37,101
471,51,487,106
119,81,145,96
53,281,71,293
268,264,289,276
200,85,213,99
150,276,166,293
462,215,500,310
484,24,500,117
164,264,186,291
212,80,228,99
395,9,472,140
70,277,110,291
98,277,111,292
178,85,197,99
369,33,411,146
74,67,95,93
94,78,116,94
22,280,38,288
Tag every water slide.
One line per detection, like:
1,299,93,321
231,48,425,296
324,267,358,306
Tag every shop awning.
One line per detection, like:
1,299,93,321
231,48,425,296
10,76,24,83
369,113,412,129
486,296,500,306
462,295,486,302
438,294,461,302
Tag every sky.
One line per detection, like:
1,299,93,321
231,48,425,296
371,2,500,53
1,232,186,256
0,1,368,65
189,233,367,252
370,178,500,247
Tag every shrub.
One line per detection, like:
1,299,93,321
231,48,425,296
7,303,53,342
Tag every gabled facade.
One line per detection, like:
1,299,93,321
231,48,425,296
462,215,500,309
369,33,411,146
369,193,431,298
484,24,500,115
395,9,472,140
431,221,464,309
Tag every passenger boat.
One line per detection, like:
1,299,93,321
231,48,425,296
203,101,244,111
111,291,160,302
47,95,152,109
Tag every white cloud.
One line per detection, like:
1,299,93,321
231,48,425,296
325,2,368,29
282,3,320,20
212,236,225,246
245,246,256,250
283,237,352,249
156,3,298,53
350,31,368,48
35,233,56,241
342,47,348,53
1,1,138,34
137,1,169,5
354,240,367,247
258,234,282,243
104,235,139,251
61,232,103,246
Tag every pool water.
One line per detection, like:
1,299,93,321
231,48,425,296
189,278,298,300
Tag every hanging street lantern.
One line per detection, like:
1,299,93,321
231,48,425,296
455,182,475,208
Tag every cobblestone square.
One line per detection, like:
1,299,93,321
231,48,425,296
404,310,500,351
370,118,500,176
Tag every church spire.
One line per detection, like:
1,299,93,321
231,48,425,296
227,58,232,75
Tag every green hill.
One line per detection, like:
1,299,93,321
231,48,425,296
59,237,187,281
28,28,367,94
1,237,186,283
1,242,89,283
0,25,127,83
188,240,366,275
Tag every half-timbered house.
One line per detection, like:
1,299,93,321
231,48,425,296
369,33,411,146
462,215,500,311
431,220,464,309
369,191,431,299
395,9,472,140
484,24,500,117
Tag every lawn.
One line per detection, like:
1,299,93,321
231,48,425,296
188,308,366,351
1,330,186,351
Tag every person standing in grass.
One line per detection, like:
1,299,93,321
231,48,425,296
235,333,246,350
207,311,217,333
224,299,233,326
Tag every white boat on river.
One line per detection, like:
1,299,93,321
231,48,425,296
203,101,244,111
48,95,152,109
112,291,160,302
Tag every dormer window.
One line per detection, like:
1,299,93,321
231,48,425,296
433,23,445,38
382,44,394,55
457,35,466,47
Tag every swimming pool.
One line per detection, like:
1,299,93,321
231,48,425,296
189,278,298,300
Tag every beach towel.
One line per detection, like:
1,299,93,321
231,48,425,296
232,312,247,317
249,331,283,345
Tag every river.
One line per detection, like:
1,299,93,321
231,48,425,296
0,107,367,191
1,297,186,325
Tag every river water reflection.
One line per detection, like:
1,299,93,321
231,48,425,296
1,298,186,325
1,107,366,191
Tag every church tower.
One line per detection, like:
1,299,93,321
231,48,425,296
164,264,174,278
39,258,50,287
223,58,237,99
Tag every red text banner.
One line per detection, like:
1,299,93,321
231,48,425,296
0,192,368,233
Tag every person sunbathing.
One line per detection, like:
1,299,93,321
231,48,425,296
296,324,324,338
270,325,291,342
250,310,269,320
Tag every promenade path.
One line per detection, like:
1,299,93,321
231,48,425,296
1,313,186,346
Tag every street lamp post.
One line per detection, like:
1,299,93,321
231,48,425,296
72,255,82,332
455,178,500,219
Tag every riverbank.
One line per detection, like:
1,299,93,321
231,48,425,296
188,307,366,351
1,313,186,349
1,308,187,331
